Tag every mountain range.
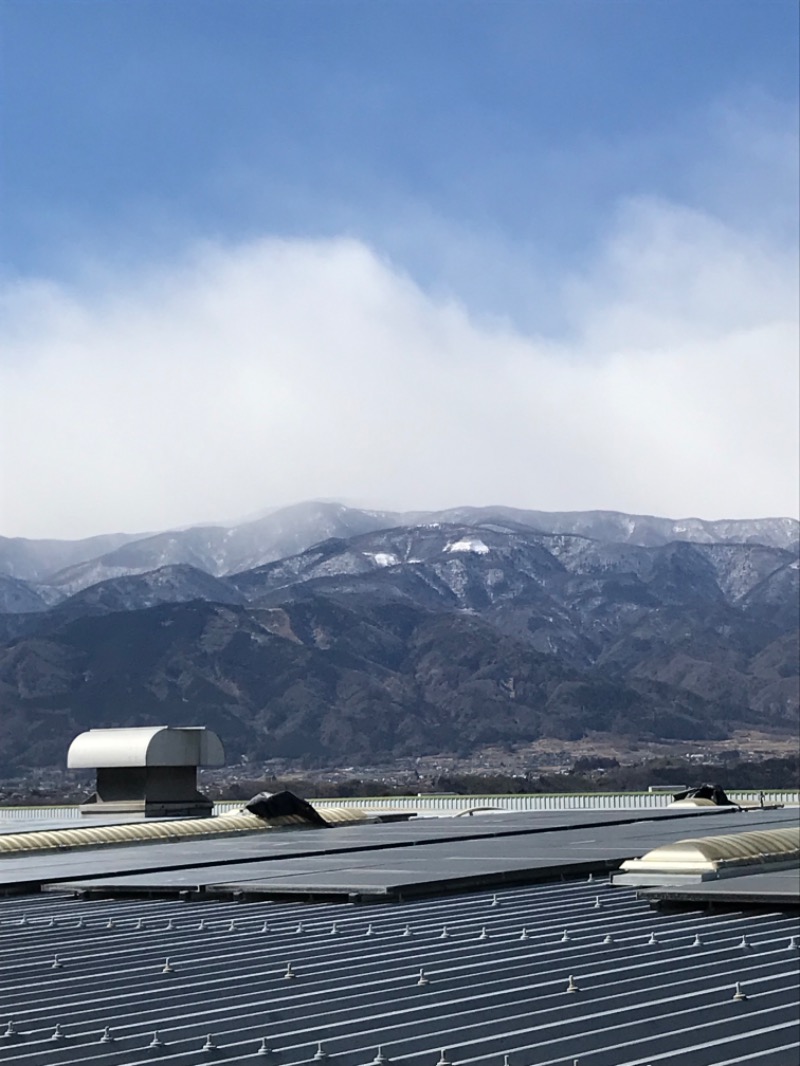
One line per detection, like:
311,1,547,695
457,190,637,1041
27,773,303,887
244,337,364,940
0,502,797,771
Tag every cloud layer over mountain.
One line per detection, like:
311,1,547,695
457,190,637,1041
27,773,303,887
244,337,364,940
1,192,797,539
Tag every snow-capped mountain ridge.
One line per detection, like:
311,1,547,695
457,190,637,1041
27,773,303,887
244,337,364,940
2,502,796,599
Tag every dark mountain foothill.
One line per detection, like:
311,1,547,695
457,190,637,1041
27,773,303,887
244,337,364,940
0,504,797,772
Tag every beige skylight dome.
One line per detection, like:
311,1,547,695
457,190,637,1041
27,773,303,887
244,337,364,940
619,826,799,877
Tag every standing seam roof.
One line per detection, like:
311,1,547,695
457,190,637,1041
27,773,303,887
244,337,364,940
0,876,798,1065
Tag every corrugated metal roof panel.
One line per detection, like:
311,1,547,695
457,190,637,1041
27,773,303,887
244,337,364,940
1,877,797,1065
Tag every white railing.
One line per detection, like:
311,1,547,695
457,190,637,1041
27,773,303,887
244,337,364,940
0,806,83,821
3,791,796,821
300,790,800,812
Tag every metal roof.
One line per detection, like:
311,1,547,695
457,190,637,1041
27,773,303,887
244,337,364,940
34,808,800,902
0,876,798,1065
1,805,798,1064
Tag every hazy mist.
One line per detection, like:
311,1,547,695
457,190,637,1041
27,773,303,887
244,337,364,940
1,193,797,540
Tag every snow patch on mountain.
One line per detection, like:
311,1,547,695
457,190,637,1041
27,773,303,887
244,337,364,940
445,537,490,555
365,552,401,568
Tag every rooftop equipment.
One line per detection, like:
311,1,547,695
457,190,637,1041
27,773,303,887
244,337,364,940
0,804,371,855
612,825,800,887
668,784,739,808
67,726,225,817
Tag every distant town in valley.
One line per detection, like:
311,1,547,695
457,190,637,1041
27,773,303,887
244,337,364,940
3,732,798,806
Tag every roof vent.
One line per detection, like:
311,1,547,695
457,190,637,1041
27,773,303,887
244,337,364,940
67,726,224,817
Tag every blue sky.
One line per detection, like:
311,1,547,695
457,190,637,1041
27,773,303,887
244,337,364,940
3,0,797,287
0,0,798,536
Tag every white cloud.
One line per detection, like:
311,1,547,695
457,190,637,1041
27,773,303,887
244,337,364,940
0,194,797,539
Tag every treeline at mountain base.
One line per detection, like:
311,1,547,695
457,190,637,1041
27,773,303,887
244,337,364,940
4,755,797,807
211,753,800,800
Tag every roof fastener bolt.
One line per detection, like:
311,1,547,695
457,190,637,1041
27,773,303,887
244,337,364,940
313,1041,328,1060
202,1034,217,1051
76,917,85,929
2,1021,17,1038
99,1027,115,1043
106,919,115,929
478,926,489,940
503,1055,511,1066
602,934,613,944
401,925,412,937
148,1031,164,1047
373,1047,389,1064
519,928,529,940
166,919,175,930
692,934,703,948
295,922,304,934
256,1036,272,1055
646,933,658,945
198,919,207,931
51,954,62,969
51,1025,65,1041
738,936,750,949
440,926,450,939
161,957,175,974
491,895,500,908
436,1051,451,1066
417,967,430,986
593,896,602,909
228,920,237,932
587,873,594,883
135,918,144,930
261,922,270,933
284,962,296,980
787,936,799,950
560,930,570,943
566,974,580,993
732,981,748,1001
366,923,375,937
18,915,27,927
